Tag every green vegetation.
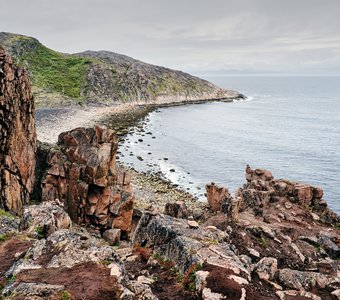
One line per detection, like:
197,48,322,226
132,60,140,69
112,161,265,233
35,225,45,239
101,259,113,266
0,33,224,106
61,290,71,300
2,35,93,99
170,266,184,283
0,233,8,242
258,236,269,248
153,252,172,264
17,43,92,98
0,209,15,219
182,263,202,291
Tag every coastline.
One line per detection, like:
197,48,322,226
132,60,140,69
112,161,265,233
36,95,245,144
35,96,244,209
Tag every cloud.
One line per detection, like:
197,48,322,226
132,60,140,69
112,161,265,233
1,0,339,74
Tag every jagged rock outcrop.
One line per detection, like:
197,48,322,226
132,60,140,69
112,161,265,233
41,126,134,234
130,166,339,299
205,183,231,212
133,212,241,274
0,47,36,214
205,183,242,221
237,165,340,226
198,166,340,299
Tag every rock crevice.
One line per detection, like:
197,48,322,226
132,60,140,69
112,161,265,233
0,47,36,214
41,126,134,234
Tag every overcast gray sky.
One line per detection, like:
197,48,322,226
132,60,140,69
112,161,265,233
1,0,339,74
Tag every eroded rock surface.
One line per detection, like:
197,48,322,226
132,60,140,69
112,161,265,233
0,47,36,214
41,126,134,234
1,202,159,300
131,165,340,299
19,200,72,238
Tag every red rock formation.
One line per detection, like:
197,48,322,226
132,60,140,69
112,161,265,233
0,47,36,214
41,126,134,234
238,165,340,225
205,182,231,212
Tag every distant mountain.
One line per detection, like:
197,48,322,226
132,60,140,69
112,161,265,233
0,32,244,107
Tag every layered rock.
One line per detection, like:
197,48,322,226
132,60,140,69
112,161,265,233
0,47,36,214
41,126,134,234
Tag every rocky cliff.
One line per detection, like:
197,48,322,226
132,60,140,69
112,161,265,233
41,126,134,235
0,32,244,107
2,165,339,299
0,47,36,214
0,49,134,236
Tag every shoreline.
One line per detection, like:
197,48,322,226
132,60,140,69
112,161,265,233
36,96,245,144
35,97,244,208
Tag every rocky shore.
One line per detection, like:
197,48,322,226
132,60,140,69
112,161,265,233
1,47,340,300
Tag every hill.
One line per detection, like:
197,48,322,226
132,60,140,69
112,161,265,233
0,32,243,107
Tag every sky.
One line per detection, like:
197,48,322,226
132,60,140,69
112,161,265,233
1,0,340,75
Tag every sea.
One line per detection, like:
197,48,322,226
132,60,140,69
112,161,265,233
117,75,340,214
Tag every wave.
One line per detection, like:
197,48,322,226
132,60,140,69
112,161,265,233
233,96,254,102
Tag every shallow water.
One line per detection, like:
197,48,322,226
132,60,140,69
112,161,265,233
118,76,340,214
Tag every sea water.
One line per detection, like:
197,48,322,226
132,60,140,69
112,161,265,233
118,76,340,214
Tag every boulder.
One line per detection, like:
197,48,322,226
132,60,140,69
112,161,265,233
294,184,313,206
202,288,226,300
246,164,273,182
332,289,340,300
164,201,189,219
278,268,331,291
133,213,247,275
206,183,231,212
103,228,121,245
255,257,278,281
41,126,134,233
19,201,71,238
0,48,36,214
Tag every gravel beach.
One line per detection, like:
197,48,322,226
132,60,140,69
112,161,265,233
35,104,138,144
35,103,204,211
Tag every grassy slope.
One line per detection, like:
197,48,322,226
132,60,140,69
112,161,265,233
21,44,92,98
0,33,93,99
1,33,239,106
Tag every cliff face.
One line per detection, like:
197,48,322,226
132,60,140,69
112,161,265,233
0,32,244,107
0,47,36,214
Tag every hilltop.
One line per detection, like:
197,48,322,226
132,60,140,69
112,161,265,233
0,32,243,107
